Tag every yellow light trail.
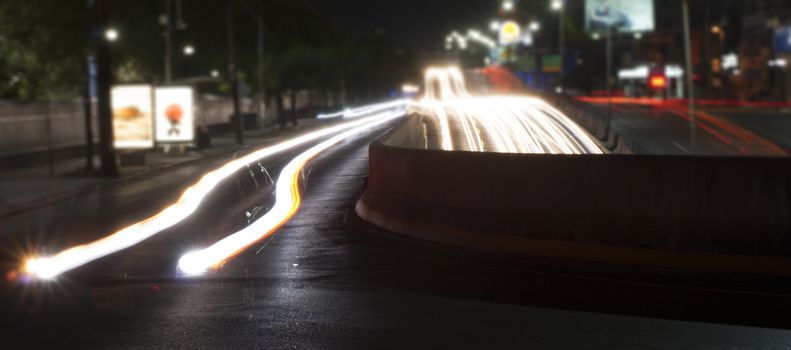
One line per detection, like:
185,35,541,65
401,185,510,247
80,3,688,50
178,111,404,275
23,103,407,280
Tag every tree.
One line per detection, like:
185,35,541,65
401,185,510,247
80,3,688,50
0,0,90,100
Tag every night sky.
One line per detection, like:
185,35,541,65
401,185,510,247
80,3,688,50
312,0,494,52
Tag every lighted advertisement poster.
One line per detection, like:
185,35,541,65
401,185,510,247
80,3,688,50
154,86,195,143
112,85,154,149
585,0,654,33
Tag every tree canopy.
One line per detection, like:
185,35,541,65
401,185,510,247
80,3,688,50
0,0,418,101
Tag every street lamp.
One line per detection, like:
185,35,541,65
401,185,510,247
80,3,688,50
183,44,195,56
211,70,220,78
490,20,500,32
551,0,565,93
162,0,188,83
529,21,541,32
502,0,514,12
104,28,119,42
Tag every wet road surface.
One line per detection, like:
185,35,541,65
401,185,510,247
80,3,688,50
1,120,791,349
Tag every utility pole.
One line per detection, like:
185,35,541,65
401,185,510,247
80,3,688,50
682,0,697,154
554,0,565,92
605,24,614,136
226,0,243,145
163,0,172,83
92,0,118,177
257,17,265,128
83,55,95,171
162,0,187,83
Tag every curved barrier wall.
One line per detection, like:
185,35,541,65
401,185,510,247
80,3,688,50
356,141,791,275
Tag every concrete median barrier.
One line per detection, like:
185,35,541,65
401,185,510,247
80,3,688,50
356,141,791,276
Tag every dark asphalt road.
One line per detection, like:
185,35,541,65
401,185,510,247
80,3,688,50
1,119,791,349
711,107,791,152
587,102,790,156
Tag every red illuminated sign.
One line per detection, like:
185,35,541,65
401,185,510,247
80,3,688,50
648,75,667,90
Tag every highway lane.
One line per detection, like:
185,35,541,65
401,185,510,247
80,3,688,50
419,66,603,154
710,107,791,152
2,110,791,348
580,100,789,156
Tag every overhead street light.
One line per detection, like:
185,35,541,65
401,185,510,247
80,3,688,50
104,28,119,42
529,21,541,32
551,0,563,11
183,44,195,56
502,0,514,12
490,20,500,32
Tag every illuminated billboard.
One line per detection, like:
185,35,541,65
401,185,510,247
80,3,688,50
499,21,521,45
155,86,195,143
112,85,154,149
585,0,654,33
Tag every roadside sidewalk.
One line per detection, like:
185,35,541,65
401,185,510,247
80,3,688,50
0,118,334,219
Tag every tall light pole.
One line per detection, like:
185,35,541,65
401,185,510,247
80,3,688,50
682,0,697,154
238,0,267,128
256,17,265,127
91,0,118,177
163,0,172,83
552,0,565,92
162,0,187,83
605,24,614,136
226,0,243,145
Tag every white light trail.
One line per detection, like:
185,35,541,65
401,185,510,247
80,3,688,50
23,102,407,280
317,99,408,119
419,66,603,155
178,111,404,275
446,29,497,50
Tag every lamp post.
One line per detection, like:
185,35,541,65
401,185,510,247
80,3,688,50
682,0,697,154
90,0,118,177
226,0,243,145
551,0,565,92
238,0,267,129
162,0,187,83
